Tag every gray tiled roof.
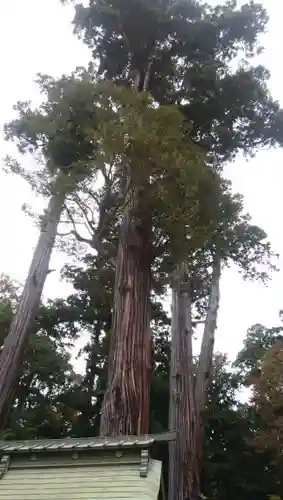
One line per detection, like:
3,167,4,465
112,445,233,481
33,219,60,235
0,431,175,454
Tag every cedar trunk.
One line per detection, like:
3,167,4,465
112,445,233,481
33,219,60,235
169,261,221,500
0,193,64,428
169,264,199,500
100,205,152,436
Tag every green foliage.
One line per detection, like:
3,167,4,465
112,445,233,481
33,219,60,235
88,83,209,265
234,321,283,382
250,340,283,458
4,68,101,197
72,0,283,161
201,185,277,280
0,275,77,439
60,0,280,296
202,357,277,500
0,275,20,347
6,69,96,163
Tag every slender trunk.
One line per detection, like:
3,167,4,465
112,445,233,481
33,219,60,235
169,263,199,500
100,204,152,436
195,259,221,467
169,260,221,500
0,193,64,427
196,259,221,414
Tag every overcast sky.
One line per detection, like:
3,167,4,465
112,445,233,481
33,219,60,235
0,0,282,367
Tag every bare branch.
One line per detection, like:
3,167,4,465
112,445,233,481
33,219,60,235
70,230,93,246
46,269,56,275
72,193,96,235
100,162,115,187
64,204,93,246
57,230,73,237
64,199,116,268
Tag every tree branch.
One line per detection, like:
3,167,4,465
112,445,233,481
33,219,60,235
72,193,96,234
64,198,116,268
57,230,73,237
64,204,93,246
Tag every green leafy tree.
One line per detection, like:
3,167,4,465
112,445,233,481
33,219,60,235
202,355,278,500
72,0,283,158
0,68,102,427
0,275,79,439
235,318,283,498
235,321,283,381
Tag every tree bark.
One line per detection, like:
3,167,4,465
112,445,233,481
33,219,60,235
196,258,221,413
169,263,199,500
195,259,221,466
99,69,153,437
169,260,221,500
100,204,152,436
0,193,64,428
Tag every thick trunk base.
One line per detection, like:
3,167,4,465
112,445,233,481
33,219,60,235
100,207,152,436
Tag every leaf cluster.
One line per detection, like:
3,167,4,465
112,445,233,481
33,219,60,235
4,69,101,196
72,0,283,161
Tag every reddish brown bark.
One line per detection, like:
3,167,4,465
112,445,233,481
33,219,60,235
0,193,64,428
100,204,152,436
169,264,199,500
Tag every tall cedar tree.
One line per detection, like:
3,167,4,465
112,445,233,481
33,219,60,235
0,70,99,427
66,0,283,498
63,81,208,436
